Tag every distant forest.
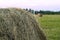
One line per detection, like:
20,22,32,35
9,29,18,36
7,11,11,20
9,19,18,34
23,8,60,15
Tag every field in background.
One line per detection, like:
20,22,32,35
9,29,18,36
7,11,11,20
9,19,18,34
38,15,60,40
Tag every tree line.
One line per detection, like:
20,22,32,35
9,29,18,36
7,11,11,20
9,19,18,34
23,8,60,15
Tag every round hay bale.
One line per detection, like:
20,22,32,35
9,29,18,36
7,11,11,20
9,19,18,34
0,8,47,40
37,13,43,17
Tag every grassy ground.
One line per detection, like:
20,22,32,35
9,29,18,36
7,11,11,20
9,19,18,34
38,15,60,40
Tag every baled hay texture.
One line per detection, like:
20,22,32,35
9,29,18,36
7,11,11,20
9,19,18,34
0,8,47,40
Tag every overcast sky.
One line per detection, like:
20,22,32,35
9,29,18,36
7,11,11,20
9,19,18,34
0,0,60,11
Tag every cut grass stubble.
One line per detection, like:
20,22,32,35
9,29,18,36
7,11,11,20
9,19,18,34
38,15,60,40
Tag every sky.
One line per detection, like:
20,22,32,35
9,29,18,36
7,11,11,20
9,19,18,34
0,0,60,11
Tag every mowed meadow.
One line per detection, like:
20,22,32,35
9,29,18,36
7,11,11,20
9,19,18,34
37,15,60,40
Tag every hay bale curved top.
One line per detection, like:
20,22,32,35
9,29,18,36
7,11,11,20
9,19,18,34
0,8,47,40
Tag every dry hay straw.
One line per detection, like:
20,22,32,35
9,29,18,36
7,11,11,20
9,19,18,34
0,8,47,40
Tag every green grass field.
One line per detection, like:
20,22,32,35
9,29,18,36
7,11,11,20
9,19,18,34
38,15,60,40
